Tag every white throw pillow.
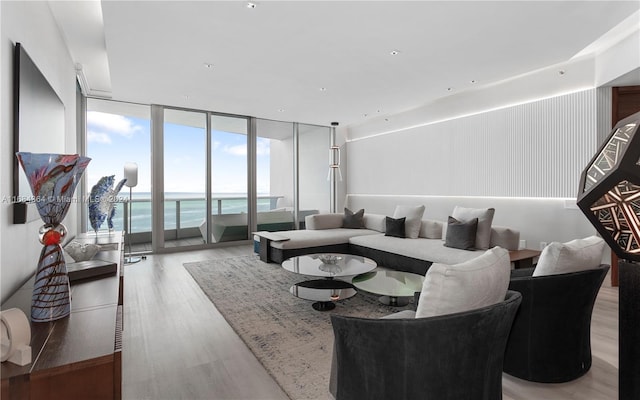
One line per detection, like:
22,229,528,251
415,247,511,318
392,205,425,239
363,214,386,233
532,236,605,277
419,219,443,239
489,226,520,250
451,206,495,250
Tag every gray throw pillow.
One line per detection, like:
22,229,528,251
385,216,406,238
451,206,495,250
444,216,478,250
343,208,365,229
392,205,425,239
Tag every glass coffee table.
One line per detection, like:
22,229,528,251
352,268,425,306
282,253,377,311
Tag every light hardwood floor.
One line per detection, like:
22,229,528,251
123,245,618,400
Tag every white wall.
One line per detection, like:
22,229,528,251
1,1,77,302
299,124,331,214
596,26,640,87
269,135,294,205
343,49,629,255
347,89,600,198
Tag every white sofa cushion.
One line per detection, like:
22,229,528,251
349,234,484,265
393,205,425,239
415,247,511,318
305,213,344,230
270,228,380,250
532,236,605,277
451,206,495,250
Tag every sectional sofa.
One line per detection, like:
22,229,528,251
256,210,521,275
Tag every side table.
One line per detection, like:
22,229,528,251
509,249,542,269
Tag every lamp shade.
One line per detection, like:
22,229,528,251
577,110,640,262
123,162,138,188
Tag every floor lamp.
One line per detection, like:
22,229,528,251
124,162,141,264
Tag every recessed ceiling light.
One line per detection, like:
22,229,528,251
447,87,453,91
319,87,327,92
363,113,368,117
203,63,213,69
470,80,477,84
390,50,400,55
559,70,566,75
278,108,285,112
247,2,257,9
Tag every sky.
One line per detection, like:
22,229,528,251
86,110,271,196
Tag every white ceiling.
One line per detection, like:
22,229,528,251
50,1,640,128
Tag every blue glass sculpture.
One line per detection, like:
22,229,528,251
89,175,127,234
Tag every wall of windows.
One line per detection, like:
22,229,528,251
84,100,333,252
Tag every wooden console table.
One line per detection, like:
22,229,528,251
1,231,124,400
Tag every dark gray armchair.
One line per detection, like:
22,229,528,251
329,290,522,400
503,264,609,383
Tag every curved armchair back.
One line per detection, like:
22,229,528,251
329,290,522,400
503,264,609,383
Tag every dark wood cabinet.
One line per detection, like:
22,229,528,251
1,232,124,400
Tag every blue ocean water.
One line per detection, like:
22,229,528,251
102,193,275,233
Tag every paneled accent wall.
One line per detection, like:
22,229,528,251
347,89,601,198
597,87,612,142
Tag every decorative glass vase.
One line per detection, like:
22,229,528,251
16,152,91,322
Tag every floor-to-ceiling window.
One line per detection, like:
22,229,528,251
162,108,208,249
84,100,331,252
85,99,151,250
208,114,250,243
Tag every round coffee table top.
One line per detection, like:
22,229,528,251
281,253,377,278
352,268,424,298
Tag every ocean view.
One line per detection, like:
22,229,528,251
100,192,277,233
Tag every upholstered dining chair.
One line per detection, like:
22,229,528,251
329,290,522,400
503,264,609,383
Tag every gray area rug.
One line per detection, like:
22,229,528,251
183,255,413,400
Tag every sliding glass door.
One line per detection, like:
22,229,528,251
162,108,207,248
209,114,249,243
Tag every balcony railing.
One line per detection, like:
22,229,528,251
93,195,284,245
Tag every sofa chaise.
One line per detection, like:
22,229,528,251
256,211,520,275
